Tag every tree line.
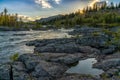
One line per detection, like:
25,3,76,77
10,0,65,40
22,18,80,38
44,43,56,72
40,2,120,28
0,8,23,27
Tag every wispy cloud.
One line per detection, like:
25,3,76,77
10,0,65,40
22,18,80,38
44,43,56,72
18,14,35,21
35,0,61,8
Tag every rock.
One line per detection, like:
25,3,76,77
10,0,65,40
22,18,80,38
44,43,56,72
12,72,30,80
58,74,98,80
101,45,116,55
46,53,81,65
105,52,120,59
12,62,31,80
76,35,108,48
31,65,51,78
18,54,41,71
69,27,102,36
93,59,120,70
12,62,26,72
0,64,11,80
28,38,100,54
36,61,68,78
18,54,68,79
79,46,100,54
106,69,118,77
18,54,41,62
24,60,40,71
33,39,80,53
0,27,29,31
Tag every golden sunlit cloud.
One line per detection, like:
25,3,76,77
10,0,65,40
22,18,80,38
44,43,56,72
89,0,100,7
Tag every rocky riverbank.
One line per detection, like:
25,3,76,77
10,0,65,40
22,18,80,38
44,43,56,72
0,27,120,80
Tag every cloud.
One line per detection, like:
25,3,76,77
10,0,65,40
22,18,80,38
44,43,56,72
18,14,35,21
35,0,61,8
35,0,52,8
89,0,100,7
54,0,61,4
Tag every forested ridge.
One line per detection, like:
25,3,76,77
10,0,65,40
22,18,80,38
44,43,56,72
39,2,120,28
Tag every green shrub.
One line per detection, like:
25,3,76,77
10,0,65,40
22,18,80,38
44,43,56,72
92,32,101,36
10,53,19,62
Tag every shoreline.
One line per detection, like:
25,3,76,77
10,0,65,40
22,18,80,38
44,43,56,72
0,27,120,80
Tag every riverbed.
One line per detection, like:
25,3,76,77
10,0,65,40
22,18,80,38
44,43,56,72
0,30,71,63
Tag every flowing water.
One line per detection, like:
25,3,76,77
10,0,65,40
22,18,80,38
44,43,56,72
0,29,71,63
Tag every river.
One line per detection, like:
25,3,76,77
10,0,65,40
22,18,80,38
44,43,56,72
0,29,71,63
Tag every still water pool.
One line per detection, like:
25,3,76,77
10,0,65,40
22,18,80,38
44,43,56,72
66,58,104,76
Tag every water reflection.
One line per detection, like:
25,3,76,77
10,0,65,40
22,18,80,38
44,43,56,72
66,58,104,76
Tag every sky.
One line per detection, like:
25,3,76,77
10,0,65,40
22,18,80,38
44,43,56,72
0,0,119,21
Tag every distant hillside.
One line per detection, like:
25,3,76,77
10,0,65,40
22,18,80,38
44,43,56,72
36,15,64,23
35,2,120,28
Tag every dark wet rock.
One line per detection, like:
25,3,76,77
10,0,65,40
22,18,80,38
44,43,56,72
105,52,120,59
12,62,31,80
78,46,100,54
27,33,109,54
33,77,52,80
0,27,29,31
34,42,81,53
12,62,26,72
13,72,30,80
76,35,109,48
57,74,99,80
69,27,102,36
0,64,11,80
31,64,51,78
101,45,116,55
18,54,68,79
18,54,41,71
24,60,40,71
40,53,83,65
18,54,41,62
93,59,120,70
106,69,118,77
27,38,100,54
50,55,80,65
35,61,68,78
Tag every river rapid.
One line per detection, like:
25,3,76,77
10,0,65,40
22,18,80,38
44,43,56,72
0,29,71,63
